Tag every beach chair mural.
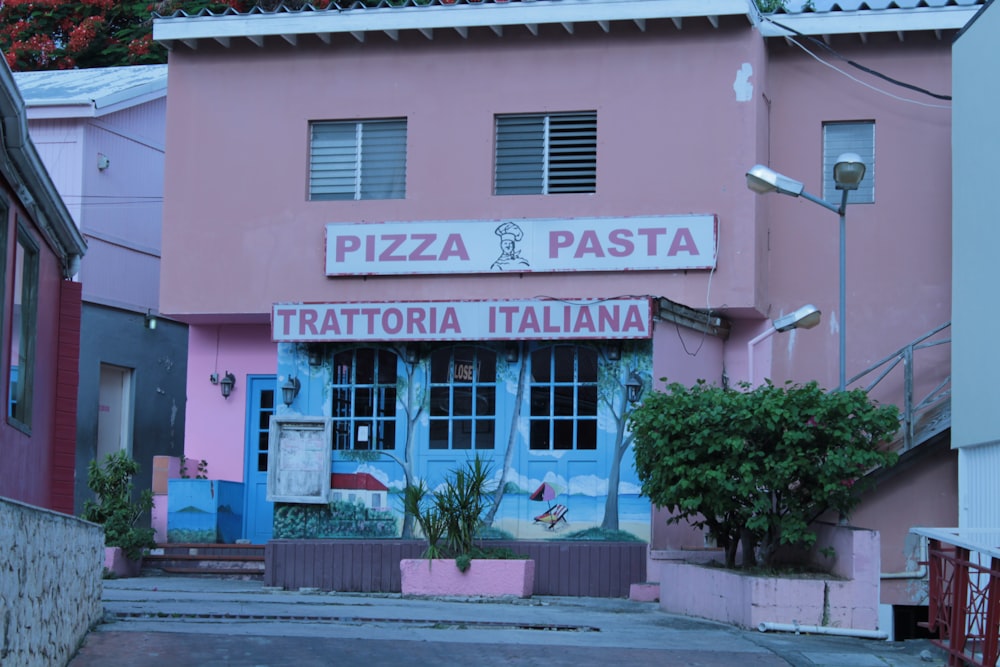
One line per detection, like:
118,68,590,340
530,482,569,531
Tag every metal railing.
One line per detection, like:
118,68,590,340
912,527,1000,667
847,321,951,453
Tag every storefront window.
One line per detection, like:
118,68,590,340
529,344,597,450
331,348,397,450
429,346,497,450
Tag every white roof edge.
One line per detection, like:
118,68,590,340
154,0,750,42
93,80,167,110
759,6,980,37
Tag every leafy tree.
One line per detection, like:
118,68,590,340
629,379,899,569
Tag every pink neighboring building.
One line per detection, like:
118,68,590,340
153,0,968,629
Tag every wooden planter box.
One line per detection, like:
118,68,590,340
400,558,535,598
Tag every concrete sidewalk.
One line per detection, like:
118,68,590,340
68,575,946,667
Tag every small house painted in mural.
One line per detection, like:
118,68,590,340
331,472,389,510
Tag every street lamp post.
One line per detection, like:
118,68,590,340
745,154,866,391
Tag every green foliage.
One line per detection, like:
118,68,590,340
561,528,644,542
81,451,157,561
0,0,491,71
629,380,899,569
403,455,496,568
272,501,398,539
178,455,208,479
755,0,786,12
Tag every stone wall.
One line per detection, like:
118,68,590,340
0,496,104,667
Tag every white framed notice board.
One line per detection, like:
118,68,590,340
266,416,332,504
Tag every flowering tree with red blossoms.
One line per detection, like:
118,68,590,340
0,0,344,71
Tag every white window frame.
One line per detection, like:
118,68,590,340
823,121,874,205
495,111,597,195
309,118,407,201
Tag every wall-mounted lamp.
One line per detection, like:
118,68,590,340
504,342,520,363
625,371,644,404
307,343,323,367
747,304,822,386
281,376,301,406
97,153,110,171
218,372,235,399
144,309,157,330
607,342,622,361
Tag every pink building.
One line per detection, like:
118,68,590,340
153,0,968,628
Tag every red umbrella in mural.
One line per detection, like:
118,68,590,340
530,482,557,502
530,482,568,530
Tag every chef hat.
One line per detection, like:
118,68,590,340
495,221,524,242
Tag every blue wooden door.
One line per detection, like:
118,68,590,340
243,375,276,544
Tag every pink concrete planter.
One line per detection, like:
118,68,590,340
400,558,535,597
104,547,142,578
654,525,880,631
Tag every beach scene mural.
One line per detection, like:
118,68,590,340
273,340,651,543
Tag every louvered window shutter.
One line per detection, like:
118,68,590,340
495,112,596,195
823,121,874,205
310,119,407,200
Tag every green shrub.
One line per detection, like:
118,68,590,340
82,451,156,561
403,455,500,571
629,380,899,569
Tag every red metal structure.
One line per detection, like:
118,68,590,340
915,527,1000,667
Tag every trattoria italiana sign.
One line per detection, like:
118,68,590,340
325,215,717,276
272,298,652,342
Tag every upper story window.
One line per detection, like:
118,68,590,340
309,118,407,201
823,121,874,205
495,111,597,195
9,221,39,431
528,344,598,450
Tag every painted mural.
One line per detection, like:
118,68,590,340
272,340,652,543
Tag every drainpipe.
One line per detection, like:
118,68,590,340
880,537,927,580
758,622,889,640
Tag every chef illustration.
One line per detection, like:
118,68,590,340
491,221,530,271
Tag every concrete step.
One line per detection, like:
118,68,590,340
144,543,265,580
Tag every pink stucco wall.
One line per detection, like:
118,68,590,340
760,36,952,393
161,30,768,323
184,324,274,481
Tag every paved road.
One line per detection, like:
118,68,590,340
68,575,945,667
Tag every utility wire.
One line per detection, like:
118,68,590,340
765,17,953,101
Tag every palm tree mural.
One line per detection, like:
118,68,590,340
483,342,525,527
599,342,649,531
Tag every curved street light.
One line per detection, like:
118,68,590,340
747,304,822,386
746,153,866,391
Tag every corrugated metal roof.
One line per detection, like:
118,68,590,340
779,0,982,12
12,64,167,110
152,0,986,18
152,0,987,46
